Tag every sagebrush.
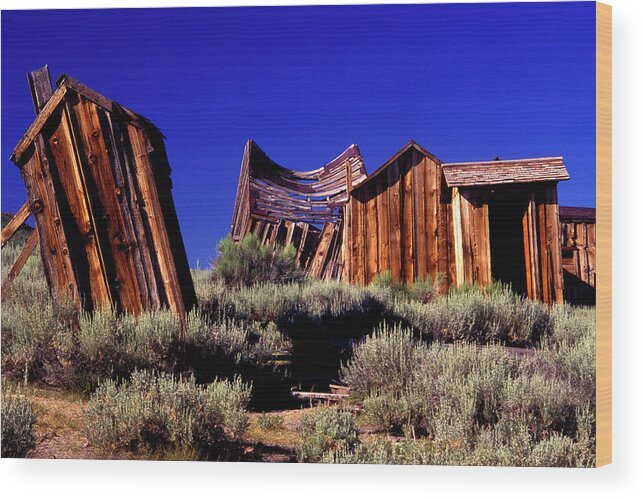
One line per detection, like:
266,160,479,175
1,384,36,458
84,370,251,459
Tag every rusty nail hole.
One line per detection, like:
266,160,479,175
92,130,100,138
88,154,97,163
62,248,68,256
52,137,58,144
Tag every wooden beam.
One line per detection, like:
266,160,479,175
1,230,39,298
27,66,54,115
291,390,348,402
451,187,464,287
1,200,31,248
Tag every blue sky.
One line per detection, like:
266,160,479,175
1,3,596,267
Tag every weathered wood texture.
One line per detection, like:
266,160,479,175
346,142,447,286
230,139,573,306
231,140,367,280
9,69,195,317
560,207,596,305
1,200,31,248
1,230,39,298
346,142,568,304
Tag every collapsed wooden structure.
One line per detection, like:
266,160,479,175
5,67,196,317
232,140,579,304
231,140,367,279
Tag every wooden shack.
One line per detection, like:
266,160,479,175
230,140,367,279
559,206,596,304
344,141,570,304
8,67,196,317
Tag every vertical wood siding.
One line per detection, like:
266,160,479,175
347,147,448,286
11,82,196,318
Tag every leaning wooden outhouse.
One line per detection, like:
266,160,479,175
8,67,196,317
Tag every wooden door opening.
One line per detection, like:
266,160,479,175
488,192,529,296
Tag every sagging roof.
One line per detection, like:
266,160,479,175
443,157,569,188
232,140,367,228
559,206,596,223
11,74,160,165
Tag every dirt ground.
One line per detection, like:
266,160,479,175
23,384,311,462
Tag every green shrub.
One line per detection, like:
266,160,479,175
76,307,287,380
1,297,77,383
84,370,251,459
341,322,596,467
256,412,284,431
341,323,426,398
295,405,359,462
210,280,380,325
407,275,442,303
212,234,301,287
390,286,553,346
322,436,433,465
78,307,180,377
372,272,441,304
1,385,36,458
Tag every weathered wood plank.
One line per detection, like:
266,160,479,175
365,187,379,283
49,102,112,306
1,230,39,298
387,159,402,283
106,109,160,309
72,96,144,314
128,124,186,319
459,189,474,283
32,130,81,305
527,194,542,301
376,171,390,275
356,189,367,285
11,85,68,164
522,206,534,298
451,188,464,287
401,152,414,283
545,186,564,303
413,149,427,280
27,66,54,114
426,157,440,279
1,200,31,248
537,198,551,304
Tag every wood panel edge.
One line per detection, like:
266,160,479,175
595,0,612,468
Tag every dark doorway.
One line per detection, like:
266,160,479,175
488,192,528,296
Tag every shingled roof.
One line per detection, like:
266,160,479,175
559,206,596,223
442,157,569,188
